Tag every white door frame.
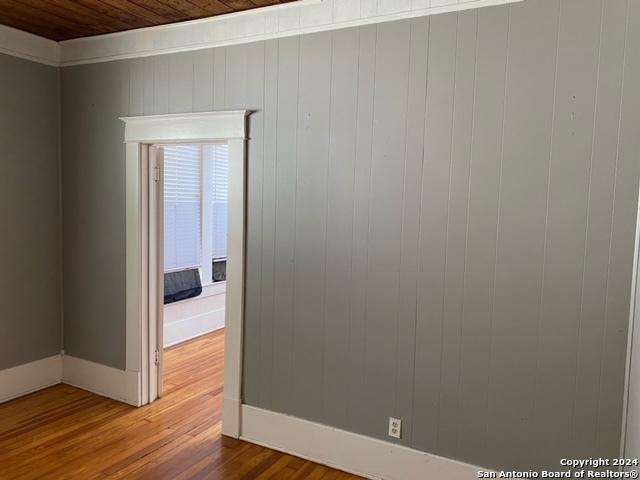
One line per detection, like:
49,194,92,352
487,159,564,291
621,181,640,460
120,110,249,437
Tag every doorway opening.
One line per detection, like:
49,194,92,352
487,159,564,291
156,143,229,397
121,110,248,437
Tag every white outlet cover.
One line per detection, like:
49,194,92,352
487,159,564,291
388,417,402,439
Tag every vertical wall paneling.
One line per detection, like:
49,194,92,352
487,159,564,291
299,0,333,28
573,0,628,458
60,0,640,471
379,0,411,16
224,45,248,110
431,0,456,8
322,27,360,429
532,0,603,467
599,0,640,456
153,55,169,115
361,20,411,441
278,6,301,32
456,4,509,466
392,16,429,448
487,0,560,469
257,39,280,410
360,0,377,18
411,0,432,10
213,48,226,111
289,32,332,422
168,52,194,113
270,36,300,415
129,58,144,117
346,24,377,436
193,49,214,112
333,0,361,23
412,11,458,454
142,57,154,115
625,2,640,452
243,42,266,408
436,9,478,456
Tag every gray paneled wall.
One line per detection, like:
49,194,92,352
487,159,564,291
59,0,640,470
61,60,129,369
0,53,61,370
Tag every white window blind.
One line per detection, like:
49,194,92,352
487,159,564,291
209,144,229,260
164,145,202,272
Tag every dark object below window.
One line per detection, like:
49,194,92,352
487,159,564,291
213,259,226,283
164,268,202,304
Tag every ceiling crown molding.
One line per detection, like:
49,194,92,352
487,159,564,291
59,0,522,66
0,0,523,68
0,24,60,67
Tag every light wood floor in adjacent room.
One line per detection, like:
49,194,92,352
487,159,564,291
0,331,361,479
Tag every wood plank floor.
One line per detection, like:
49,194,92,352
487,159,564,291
0,331,361,479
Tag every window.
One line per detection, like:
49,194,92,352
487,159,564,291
163,145,201,272
210,144,229,261
163,143,228,283
206,144,229,283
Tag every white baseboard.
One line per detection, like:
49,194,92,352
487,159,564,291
62,355,140,407
240,405,482,480
164,307,225,348
222,396,241,438
0,355,62,404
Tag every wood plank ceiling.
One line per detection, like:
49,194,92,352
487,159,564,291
0,0,297,42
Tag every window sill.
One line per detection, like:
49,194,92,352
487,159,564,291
201,281,226,298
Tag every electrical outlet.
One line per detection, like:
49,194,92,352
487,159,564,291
388,417,402,439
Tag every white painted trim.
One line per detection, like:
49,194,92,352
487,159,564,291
223,397,242,440
57,0,520,66
240,405,483,480
149,145,164,400
121,111,248,436
0,354,140,407
0,355,62,404
221,138,246,438
1,0,522,67
200,281,226,297
0,24,60,66
622,181,640,460
120,111,248,144
62,355,140,407
164,306,225,348
125,143,144,376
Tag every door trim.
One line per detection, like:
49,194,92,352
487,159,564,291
121,110,249,437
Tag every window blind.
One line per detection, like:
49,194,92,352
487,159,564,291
164,145,202,272
209,144,229,260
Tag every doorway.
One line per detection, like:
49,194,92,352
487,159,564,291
155,143,229,397
121,111,248,437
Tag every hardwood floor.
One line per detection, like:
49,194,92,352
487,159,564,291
0,331,361,479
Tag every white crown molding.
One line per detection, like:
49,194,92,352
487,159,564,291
58,0,521,67
0,355,63,404
0,24,60,67
0,0,522,67
241,405,485,480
